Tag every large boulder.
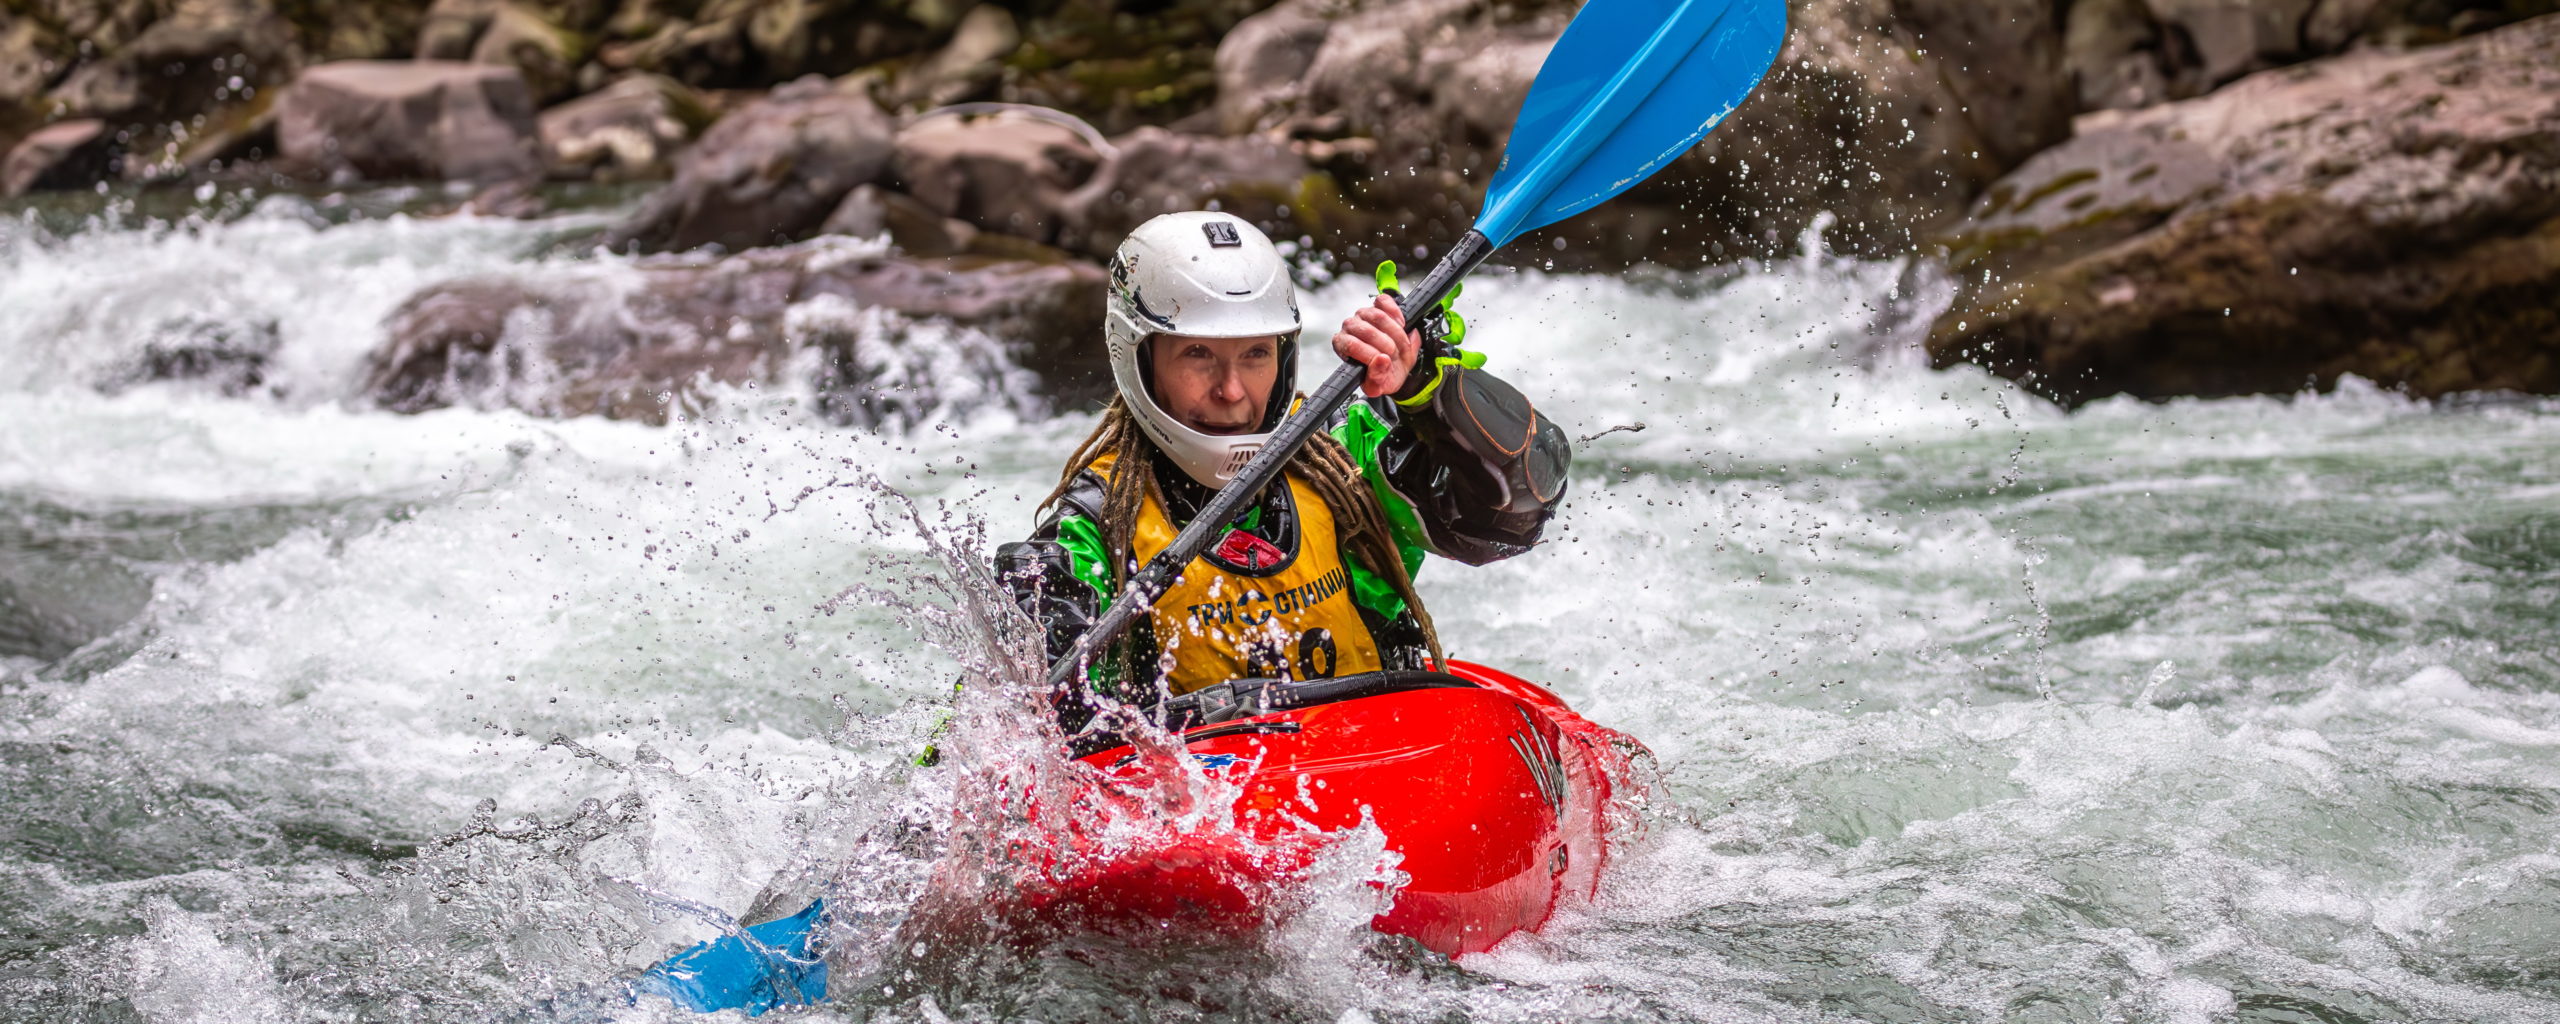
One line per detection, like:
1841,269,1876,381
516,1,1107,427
1055,127,1328,258
1613,0,2044,263
889,111,1102,245
1926,13,2560,406
1210,0,2077,265
1211,0,1329,136
2064,0,2552,114
538,72,710,181
364,242,1108,425
275,61,542,183
604,75,895,253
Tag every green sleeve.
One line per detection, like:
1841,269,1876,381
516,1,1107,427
1052,512,1114,614
1333,402,1429,619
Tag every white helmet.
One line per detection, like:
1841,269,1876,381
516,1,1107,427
1103,211,1301,487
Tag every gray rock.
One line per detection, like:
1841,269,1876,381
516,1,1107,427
823,181,1088,262
890,4,1018,111
1525,0,2062,263
604,75,895,253
364,242,1108,425
538,72,708,181
1,119,116,196
95,316,280,398
1056,127,1320,258
276,60,542,183
1211,0,1329,135
33,0,296,184
2065,0,2510,116
2145,0,2316,88
2065,0,2173,111
46,0,296,127
416,0,503,61
890,111,1100,245
1891,0,2073,168
823,182,980,255
1928,13,2560,406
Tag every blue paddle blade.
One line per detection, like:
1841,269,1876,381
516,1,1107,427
1477,0,1788,247
633,899,829,1016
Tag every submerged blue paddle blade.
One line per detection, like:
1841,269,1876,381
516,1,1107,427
1477,0,1788,246
634,899,828,1016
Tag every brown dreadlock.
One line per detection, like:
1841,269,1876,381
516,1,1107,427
1041,396,1444,669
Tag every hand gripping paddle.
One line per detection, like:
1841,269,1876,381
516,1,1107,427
1045,0,1789,691
637,0,1786,1011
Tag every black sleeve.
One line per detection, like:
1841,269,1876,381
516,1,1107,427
1370,360,1573,566
994,473,1152,730
995,530,1097,672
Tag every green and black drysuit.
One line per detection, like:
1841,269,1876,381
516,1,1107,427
997,351,1574,729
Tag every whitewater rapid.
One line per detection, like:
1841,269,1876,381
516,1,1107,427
2,197,2555,1023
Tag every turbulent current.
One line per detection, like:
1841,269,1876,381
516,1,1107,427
2,197,2555,1024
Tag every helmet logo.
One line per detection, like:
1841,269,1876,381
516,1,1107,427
1202,222,1242,248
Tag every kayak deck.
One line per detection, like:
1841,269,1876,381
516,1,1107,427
1052,660,1631,954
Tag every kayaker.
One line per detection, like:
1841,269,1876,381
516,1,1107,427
996,211,1574,729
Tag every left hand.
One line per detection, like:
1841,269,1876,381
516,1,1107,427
1332,294,1419,398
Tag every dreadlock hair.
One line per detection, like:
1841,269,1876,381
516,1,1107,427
1042,396,1444,669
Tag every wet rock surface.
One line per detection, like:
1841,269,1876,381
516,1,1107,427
275,61,542,183
603,76,895,254
889,111,1101,247
1055,126,1320,258
537,73,710,181
1926,13,2560,406
364,242,1107,425
94,316,282,398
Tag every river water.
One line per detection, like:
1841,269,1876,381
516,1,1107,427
2,196,2554,1024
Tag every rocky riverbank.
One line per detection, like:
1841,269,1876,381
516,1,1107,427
5,0,2554,415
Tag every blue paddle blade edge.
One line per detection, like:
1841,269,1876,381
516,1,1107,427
633,899,829,1016
1477,0,1789,247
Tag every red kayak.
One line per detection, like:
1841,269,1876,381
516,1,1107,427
636,662,1641,1014
987,660,1641,955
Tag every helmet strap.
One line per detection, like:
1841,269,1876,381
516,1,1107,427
1257,332,1299,432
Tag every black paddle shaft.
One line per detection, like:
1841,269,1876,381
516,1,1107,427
1042,230,1497,688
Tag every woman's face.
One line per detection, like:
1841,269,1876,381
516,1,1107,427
1147,333,1280,435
